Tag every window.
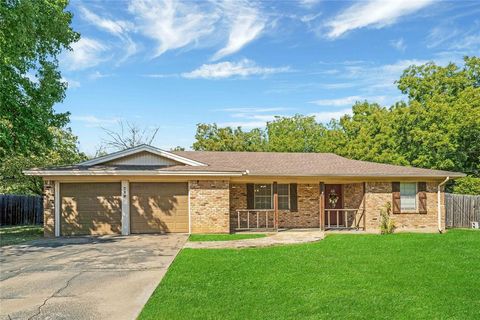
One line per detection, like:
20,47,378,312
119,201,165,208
254,184,272,209
278,184,289,210
253,184,290,210
400,182,416,211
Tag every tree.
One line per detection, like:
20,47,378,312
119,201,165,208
101,121,159,151
452,177,480,195
0,128,86,194
0,0,79,158
266,115,327,152
0,0,84,195
394,56,480,175
191,57,480,179
193,124,266,151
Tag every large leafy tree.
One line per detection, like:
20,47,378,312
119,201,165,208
0,0,84,194
193,124,266,151
192,57,480,194
266,115,327,152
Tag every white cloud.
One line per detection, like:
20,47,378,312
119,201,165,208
71,115,121,127
63,38,109,70
89,71,113,80
79,6,138,62
298,0,321,8
217,104,286,128
449,34,480,50
310,95,387,107
129,0,219,58
325,0,434,39
218,107,287,113
182,59,290,79
62,77,81,89
217,120,269,128
310,108,352,122
211,1,266,60
390,38,406,52
79,6,133,36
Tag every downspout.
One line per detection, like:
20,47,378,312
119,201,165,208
437,177,450,233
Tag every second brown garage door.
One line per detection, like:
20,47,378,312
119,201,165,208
130,182,188,233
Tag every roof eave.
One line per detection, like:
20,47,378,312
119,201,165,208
23,170,246,177
78,145,207,167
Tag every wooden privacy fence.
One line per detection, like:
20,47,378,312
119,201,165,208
445,193,480,229
0,194,43,226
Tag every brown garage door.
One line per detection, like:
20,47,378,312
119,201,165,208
130,182,188,233
60,183,122,236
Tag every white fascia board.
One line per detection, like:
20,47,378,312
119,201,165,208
79,145,207,167
23,170,245,176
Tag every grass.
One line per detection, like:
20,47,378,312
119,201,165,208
0,225,43,247
140,230,480,319
189,233,267,242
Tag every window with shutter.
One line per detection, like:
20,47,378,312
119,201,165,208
400,182,417,211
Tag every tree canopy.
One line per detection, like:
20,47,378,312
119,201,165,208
193,57,480,192
0,0,85,194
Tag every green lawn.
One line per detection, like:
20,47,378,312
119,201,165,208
0,225,43,247
140,230,480,319
189,233,267,242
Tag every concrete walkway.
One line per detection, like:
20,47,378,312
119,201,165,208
0,234,187,320
184,231,325,249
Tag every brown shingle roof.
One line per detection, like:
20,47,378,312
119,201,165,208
25,147,465,178
172,151,465,178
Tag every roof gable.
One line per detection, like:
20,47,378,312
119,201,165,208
79,145,207,167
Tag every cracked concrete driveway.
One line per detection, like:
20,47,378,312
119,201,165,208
0,234,187,320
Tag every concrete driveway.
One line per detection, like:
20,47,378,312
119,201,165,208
0,234,187,320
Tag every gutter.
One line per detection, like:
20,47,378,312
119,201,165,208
438,177,450,233
23,170,248,177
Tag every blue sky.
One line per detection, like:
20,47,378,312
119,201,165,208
58,0,480,155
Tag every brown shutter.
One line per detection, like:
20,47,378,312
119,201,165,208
246,183,254,209
392,182,401,214
418,182,427,214
290,183,298,212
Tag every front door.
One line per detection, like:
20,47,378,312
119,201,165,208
325,184,343,227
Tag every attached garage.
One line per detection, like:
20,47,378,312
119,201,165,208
60,183,122,236
130,182,188,233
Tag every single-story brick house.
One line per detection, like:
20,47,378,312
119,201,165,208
25,144,465,237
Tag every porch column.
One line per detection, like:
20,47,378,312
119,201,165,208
121,180,130,235
319,182,325,231
273,182,278,230
54,181,60,237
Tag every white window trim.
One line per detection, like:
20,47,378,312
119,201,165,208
400,182,417,212
253,183,290,210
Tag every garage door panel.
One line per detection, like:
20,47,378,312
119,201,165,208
60,183,122,236
130,182,188,233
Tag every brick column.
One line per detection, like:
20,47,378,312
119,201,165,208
189,180,230,234
43,180,55,237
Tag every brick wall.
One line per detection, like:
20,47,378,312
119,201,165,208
189,180,230,234
229,183,321,229
364,181,444,232
43,180,55,237
343,183,365,229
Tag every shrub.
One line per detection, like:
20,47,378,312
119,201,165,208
380,202,395,234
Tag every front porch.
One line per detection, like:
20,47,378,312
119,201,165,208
230,182,366,232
